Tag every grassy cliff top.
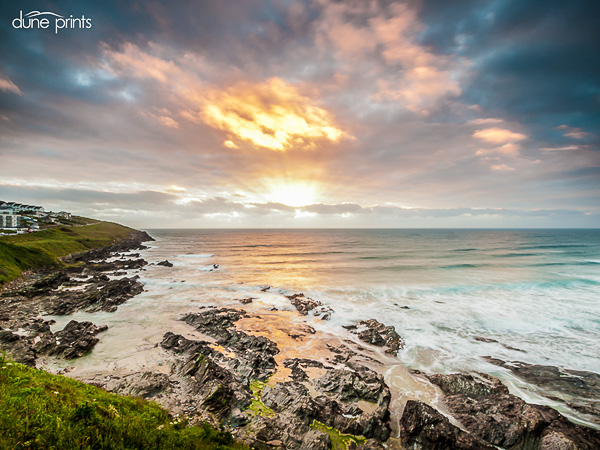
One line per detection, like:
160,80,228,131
0,219,143,285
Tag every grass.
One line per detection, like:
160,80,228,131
310,420,366,450
0,219,140,286
247,381,275,417
0,354,248,450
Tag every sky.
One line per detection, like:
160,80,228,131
0,0,599,228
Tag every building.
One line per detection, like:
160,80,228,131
0,210,23,228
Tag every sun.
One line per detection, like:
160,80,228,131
266,180,318,207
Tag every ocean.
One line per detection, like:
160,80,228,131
48,228,600,426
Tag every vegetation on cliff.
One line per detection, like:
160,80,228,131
0,355,246,450
0,220,141,285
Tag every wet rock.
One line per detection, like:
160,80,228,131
34,320,107,359
485,357,600,421
181,308,279,381
286,293,334,319
89,274,110,283
427,372,508,398
346,319,403,355
238,298,254,304
314,364,390,406
47,276,144,315
157,260,173,267
428,372,600,449
400,400,496,450
261,362,392,441
14,271,70,297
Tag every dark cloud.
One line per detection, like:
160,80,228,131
419,0,600,137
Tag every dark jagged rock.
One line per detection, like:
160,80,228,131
181,308,279,381
47,276,144,315
428,372,600,450
400,400,496,450
285,293,334,320
262,361,392,441
427,372,508,398
345,319,403,355
314,364,390,406
238,297,254,304
72,230,154,263
157,260,173,267
34,320,107,359
485,357,600,421
249,415,331,450
13,271,70,297
160,332,252,419
0,330,36,366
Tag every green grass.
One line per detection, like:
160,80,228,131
0,219,140,286
247,381,275,417
0,355,248,450
310,420,366,450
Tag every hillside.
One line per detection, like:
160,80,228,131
0,355,246,450
0,220,144,285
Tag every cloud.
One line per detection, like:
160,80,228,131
0,73,22,95
557,124,590,139
316,0,464,115
473,127,527,145
201,78,348,151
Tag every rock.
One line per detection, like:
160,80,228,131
157,260,173,267
428,372,600,449
47,276,144,315
14,271,70,297
357,439,386,450
160,332,252,419
0,330,36,366
427,372,508,397
286,293,321,315
485,357,600,421
181,308,279,381
34,320,107,359
286,293,334,319
400,400,496,450
347,319,404,355
239,298,254,304
117,372,171,398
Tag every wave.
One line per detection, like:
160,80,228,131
451,248,480,252
517,244,585,250
439,264,479,269
176,254,214,258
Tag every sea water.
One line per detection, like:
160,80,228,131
49,228,600,425
144,228,600,373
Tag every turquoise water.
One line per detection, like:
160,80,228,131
143,228,600,376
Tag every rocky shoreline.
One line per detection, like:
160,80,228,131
1,231,599,450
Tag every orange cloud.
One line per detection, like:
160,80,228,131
202,78,347,151
317,1,463,114
473,127,527,145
